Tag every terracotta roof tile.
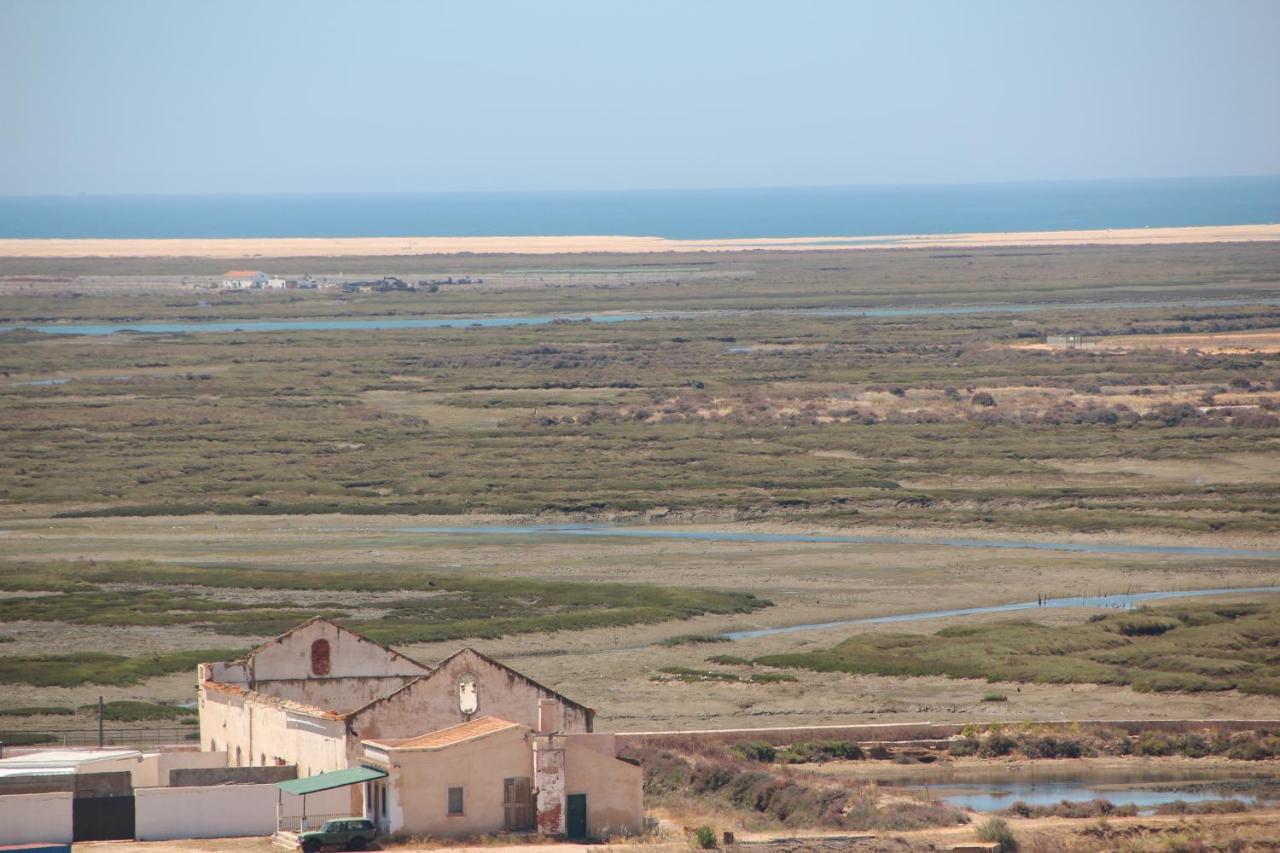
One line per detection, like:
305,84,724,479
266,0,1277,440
368,716,523,751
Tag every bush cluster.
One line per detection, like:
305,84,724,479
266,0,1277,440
947,727,1280,761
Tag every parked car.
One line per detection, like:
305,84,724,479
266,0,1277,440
298,818,377,852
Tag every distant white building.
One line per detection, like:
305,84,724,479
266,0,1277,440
222,270,269,290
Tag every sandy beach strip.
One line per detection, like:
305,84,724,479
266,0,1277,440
0,223,1278,258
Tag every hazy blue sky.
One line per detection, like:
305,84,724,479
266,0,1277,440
3,0,1279,195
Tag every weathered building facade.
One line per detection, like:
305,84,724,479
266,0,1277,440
197,618,640,839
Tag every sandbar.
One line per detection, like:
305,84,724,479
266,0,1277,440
0,223,1278,258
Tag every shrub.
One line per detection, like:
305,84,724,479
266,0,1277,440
971,392,997,407
976,816,1017,852
733,741,777,763
0,706,75,717
692,825,717,849
980,733,1016,758
949,737,980,757
780,740,864,763
706,655,750,666
867,745,892,760
661,634,731,646
1135,731,1174,757
982,692,1008,702
0,731,59,746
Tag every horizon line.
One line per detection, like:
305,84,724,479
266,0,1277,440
3,173,1280,201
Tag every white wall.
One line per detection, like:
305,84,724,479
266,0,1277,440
0,791,73,844
135,783,356,840
135,784,278,840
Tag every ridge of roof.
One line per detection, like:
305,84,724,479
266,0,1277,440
438,647,596,719
242,616,432,675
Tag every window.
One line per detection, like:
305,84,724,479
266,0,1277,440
458,674,478,714
310,639,331,676
447,786,464,816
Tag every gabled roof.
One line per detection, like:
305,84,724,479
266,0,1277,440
345,646,594,724
243,616,431,675
364,716,523,751
435,647,595,720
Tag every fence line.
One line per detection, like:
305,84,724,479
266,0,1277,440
0,727,197,749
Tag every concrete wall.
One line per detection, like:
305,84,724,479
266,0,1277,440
169,764,294,788
254,675,418,714
133,750,228,788
74,771,133,798
375,726,535,837
0,792,73,845
135,784,279,840
248,620,427,684
563,735,643,839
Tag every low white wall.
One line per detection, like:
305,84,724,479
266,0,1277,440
0,791,73,844
135,784,278,840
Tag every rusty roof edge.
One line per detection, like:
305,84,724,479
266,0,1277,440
343,672,430,720
200,679,345,721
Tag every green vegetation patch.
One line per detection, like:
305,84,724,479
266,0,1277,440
85,700,197,722
0,560,770,679
659,633,732,646
0,649,246,688
651,665,797,685
0,705,75,717
757,600,1280,695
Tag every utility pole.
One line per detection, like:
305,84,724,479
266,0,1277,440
98,696,105,748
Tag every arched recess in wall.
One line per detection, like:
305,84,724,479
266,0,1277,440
311,639,331,676
458,672,479,715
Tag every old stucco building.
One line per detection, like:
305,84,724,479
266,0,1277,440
198,618,642,839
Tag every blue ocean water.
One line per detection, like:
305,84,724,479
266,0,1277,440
1,176,1278,239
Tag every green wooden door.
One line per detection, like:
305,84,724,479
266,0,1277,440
566,793,587,839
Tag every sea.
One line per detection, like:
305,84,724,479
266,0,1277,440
0,176,1278,240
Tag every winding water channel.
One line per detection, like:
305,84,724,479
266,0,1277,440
393,523,1280,559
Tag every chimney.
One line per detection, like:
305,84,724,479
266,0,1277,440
537,698,561,734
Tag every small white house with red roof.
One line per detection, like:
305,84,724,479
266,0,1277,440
221,270,268,289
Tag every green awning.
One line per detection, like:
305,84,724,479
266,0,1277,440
277,766,387,796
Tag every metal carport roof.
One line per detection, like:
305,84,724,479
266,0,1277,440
277,765,387,796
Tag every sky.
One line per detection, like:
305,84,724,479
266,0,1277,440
2,0,1279,195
